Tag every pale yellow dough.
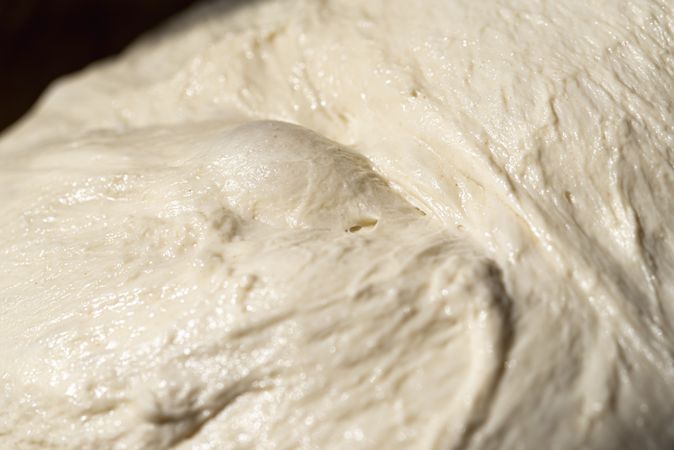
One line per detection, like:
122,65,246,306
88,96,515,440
1,1,673,449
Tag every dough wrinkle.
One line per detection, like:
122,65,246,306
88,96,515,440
1,1,673,449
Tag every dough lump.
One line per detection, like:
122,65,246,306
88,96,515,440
0,1,673,449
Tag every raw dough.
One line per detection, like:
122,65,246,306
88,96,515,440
1,1,673,449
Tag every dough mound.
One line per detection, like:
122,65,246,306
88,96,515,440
0,1,673,449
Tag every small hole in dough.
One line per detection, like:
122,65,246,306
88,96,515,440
564,190,573,204
347,218,378,233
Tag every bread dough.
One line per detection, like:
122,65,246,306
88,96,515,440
1,1,673,449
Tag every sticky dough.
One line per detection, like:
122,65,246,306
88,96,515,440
1,1,673,449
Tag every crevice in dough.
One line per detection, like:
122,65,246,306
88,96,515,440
347,218,378,233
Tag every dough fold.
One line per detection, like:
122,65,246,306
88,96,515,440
0,1,673,449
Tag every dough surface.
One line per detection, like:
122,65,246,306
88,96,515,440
1,1,673,449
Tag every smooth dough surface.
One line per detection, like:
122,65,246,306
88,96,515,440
1,1,673,449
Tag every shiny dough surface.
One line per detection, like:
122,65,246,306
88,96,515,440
0,1,673,449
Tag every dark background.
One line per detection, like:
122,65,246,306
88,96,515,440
0,0,204,132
